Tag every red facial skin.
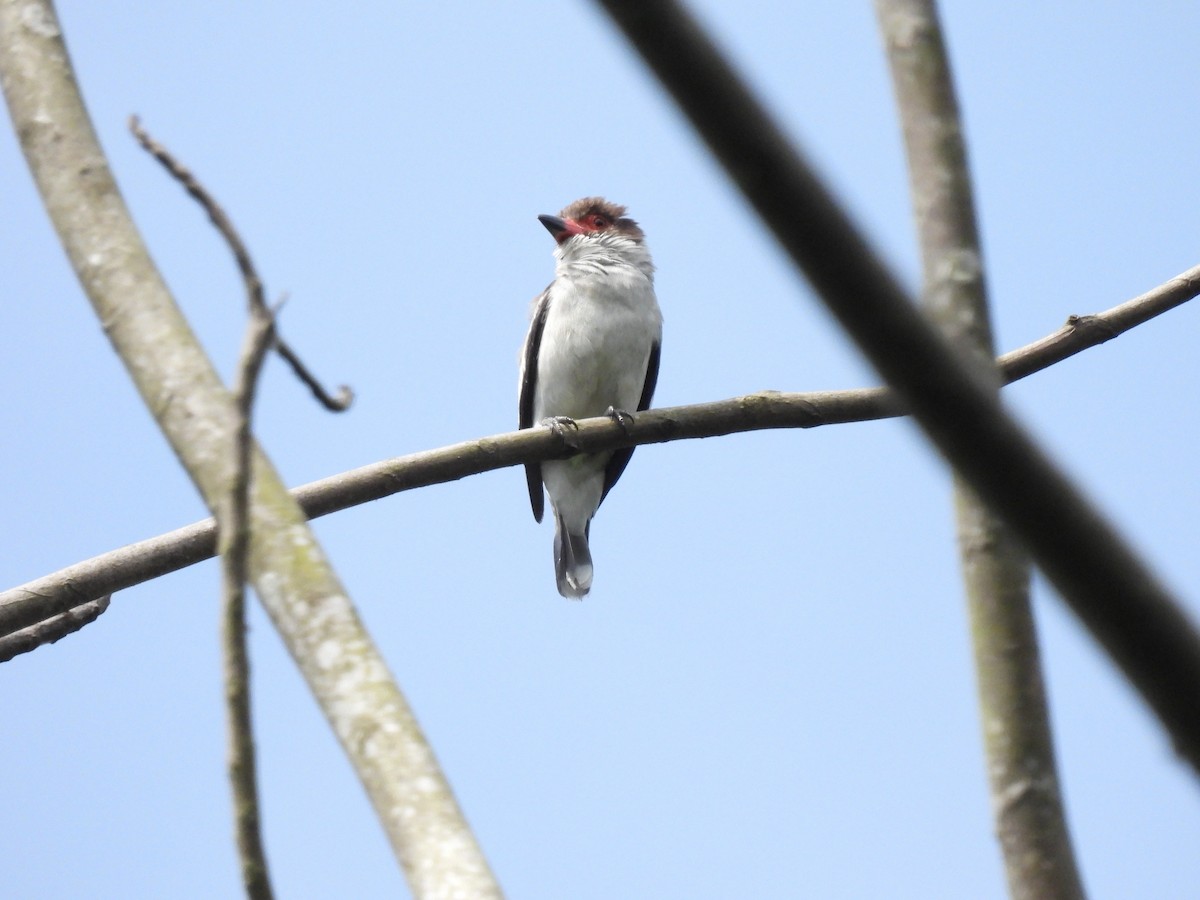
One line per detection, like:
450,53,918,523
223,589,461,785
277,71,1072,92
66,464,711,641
548,213,613,244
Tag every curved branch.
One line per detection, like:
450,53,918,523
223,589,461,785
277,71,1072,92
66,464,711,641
877,0,1086,896
2,260,1197,648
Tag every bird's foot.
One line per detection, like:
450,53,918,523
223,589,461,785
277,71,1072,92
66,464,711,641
541,415,582,450
605,406,635,434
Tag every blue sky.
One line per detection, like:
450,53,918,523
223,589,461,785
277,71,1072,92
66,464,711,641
3,3,1199,898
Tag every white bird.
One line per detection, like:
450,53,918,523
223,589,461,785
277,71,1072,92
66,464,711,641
519,197,663,598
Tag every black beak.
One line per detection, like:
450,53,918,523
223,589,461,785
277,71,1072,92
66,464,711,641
538,214,567,238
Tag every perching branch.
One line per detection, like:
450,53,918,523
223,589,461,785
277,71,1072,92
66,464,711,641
2,260,1198,655
131,117,279,898
876,1,1086,896
0,4,501,897
593,0,1200,775
9,250,1183,659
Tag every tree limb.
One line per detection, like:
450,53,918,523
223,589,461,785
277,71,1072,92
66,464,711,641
2,259,1197,651
876,1,1087,895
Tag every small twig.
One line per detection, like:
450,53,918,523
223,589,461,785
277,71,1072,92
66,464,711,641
0,596,110,663
275,337,353,411
130,117,262,302
131,117,276,900
268,294,352,411
1,261,1198,659
129,116,351,415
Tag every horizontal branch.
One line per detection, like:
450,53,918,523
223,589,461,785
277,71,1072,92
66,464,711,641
1,262,1196,648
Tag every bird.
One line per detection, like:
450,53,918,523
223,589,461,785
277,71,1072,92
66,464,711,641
519,197,662,598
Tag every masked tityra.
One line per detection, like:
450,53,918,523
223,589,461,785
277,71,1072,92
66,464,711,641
519,197,662,598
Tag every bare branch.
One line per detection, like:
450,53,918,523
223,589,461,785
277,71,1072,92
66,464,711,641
222,300,277,900
2,259,1198,655
130,116,351,415
274,336,353,411
999,268,1200,382
130,117,279,897
0,595,109,663
593,0,1200,775
877,0,1086,895
129,117,263,300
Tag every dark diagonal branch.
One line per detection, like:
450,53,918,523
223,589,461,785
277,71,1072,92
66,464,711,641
593,0,1200,773
2,261,1197,655
132,117,277,899
876,1,1086,896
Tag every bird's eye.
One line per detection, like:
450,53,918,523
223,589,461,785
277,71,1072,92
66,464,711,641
591,215,609,229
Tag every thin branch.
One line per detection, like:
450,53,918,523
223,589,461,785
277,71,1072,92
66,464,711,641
876,1,1086,896
223,302,277,900
130,116,351,415
130,118,261,296
594,0,1200,775
0,5,502,896
131,117,279,898
0,595,109,663
1,261,1197,655
275,336,353,411
998,276,1200,380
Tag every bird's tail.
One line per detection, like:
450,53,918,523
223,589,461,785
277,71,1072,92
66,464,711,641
554,513,593,599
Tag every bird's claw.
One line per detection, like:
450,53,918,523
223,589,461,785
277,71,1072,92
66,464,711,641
605,406,635,434
541,415,582,450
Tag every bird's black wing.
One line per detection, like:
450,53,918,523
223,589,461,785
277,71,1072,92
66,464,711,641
519,287,552,522
600,339,661,506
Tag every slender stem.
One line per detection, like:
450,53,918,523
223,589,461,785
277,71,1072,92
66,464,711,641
131,114,279,900
222,303,278,900
876,1,1086,896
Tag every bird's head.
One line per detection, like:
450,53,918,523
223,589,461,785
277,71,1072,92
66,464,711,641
538,197,645,246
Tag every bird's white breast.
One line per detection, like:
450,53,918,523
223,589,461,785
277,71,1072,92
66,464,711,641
534,262,662,423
